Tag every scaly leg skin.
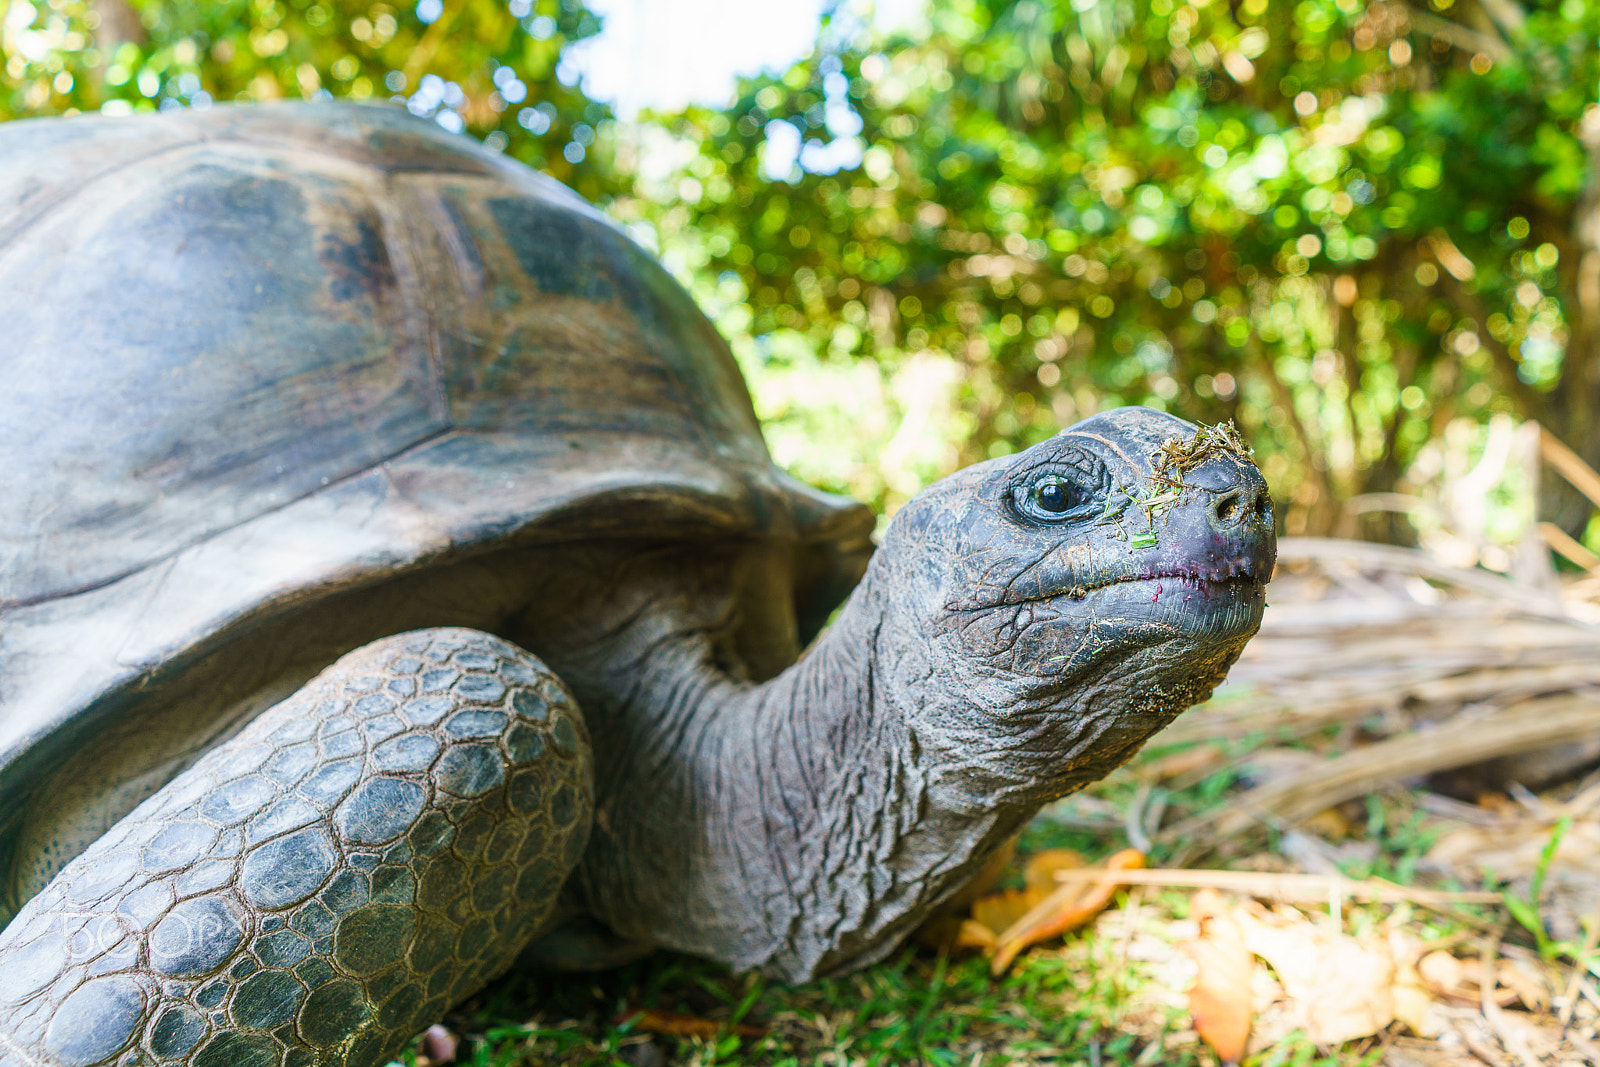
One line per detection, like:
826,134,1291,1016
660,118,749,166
0,628,593,1067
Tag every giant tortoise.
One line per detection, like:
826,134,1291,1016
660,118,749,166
0,103,1275,1066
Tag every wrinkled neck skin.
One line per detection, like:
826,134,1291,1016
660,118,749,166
547,535,1247,983
554,555,997,984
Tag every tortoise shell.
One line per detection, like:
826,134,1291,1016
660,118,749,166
0,103,871,847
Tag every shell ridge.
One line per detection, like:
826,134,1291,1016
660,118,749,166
373,171,452,426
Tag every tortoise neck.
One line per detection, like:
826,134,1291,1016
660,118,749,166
566,554,1021,982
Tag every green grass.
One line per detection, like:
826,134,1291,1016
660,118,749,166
405,734,1528,1067
407,933,1199,1067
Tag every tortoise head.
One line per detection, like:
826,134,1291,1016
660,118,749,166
876,406,1275,808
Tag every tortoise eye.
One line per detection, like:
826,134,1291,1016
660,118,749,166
1013,472,1092,523
1035,479,1075,512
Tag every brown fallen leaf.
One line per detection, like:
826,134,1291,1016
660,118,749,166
1419,951,1508,1006
988,848,1145,976
953,918,998,952
1415,951,1550,1011
617,1008,766,1040
1023,848,1086,895
1477,792,1521,818
971,887,1042,942
1299,805,1355,842
1184,888,1254,1064
910,914,966,952
1388,931,1447,1039
947,836,1019,911
967,848,1087,944
1233,902,1396,1046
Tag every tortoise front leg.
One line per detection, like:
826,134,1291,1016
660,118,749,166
0,628,592,1067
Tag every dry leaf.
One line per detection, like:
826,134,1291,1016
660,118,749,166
946,837,1018,911
1495,954,1552,1012
1299,806,1355,842
1416,951,1549,1011
1389,932,1448,1039
1429,818,1600,882
972,887,1043,940
1023,848,1085,895
953,918,998,952
1477,792,1521,818
618,1008,765,1040
962,850,1089,956
1184,889,1254,1064
1418,951,1514,1007
1234,902,1396,1045
911,914,966,952
988,849,1145,975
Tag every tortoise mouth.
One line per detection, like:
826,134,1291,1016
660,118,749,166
1063,563,1266,601
948,562,1267,615
1023,565,1269,644
1015,569,1268,652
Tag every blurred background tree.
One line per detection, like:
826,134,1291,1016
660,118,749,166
614,0,1600,559
3,0,1596,567
0,0,620,197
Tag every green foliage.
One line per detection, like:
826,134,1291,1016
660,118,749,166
1504,814,1572,960
0,0,623,200
616,0,1599,523
1352,793,1438,885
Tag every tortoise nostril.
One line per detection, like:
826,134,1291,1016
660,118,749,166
1212,487,1270,528
1212,487,1252,526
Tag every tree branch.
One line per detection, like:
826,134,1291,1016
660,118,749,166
1403,7,1512,61
1474,0,1527,38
